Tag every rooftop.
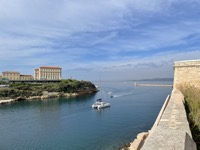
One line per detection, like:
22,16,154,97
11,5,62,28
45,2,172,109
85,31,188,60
174,59,200,63
40,66,61,69
2,71,20,74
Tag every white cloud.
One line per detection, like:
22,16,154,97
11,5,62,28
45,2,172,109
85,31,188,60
0,0,200,80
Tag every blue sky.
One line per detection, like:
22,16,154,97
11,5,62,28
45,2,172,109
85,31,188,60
0,0,200,81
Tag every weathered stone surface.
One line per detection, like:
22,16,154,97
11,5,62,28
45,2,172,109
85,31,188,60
129,132,149,150
174,60,200,88
63,93,78,97
137,132,148,141
129,139,144,150
0,99,15,104
140,90,196,150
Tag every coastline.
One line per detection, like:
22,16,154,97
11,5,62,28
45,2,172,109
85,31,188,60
0,79,98,105
0,99,16,104
0,91,96,105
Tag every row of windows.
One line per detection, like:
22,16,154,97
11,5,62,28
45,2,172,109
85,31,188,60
41,75,60,77
4,77,20,80
40,69,61,72
4,77,33,80
40,72,60,73
40,73,60,75
3,74,19,76
20,78,33,80
41,76,60,79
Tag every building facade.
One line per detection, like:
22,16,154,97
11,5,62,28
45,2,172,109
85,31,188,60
34,66,62,80
2,71,20,80
20,75,34,80
2,71,34,80
34,69,39,80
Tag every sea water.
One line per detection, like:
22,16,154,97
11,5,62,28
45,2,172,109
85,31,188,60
0,81,172,150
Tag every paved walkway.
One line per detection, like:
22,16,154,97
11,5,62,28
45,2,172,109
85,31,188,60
140,90,196,150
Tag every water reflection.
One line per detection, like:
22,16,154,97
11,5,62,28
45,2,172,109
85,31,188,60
93,107,111,117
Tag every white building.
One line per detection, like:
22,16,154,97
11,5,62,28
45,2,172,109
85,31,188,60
34,66,62,80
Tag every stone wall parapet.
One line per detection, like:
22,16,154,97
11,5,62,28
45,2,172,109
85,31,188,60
129,89,197,150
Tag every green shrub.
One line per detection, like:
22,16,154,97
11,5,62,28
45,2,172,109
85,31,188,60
178,83,200,149
0,79,97,100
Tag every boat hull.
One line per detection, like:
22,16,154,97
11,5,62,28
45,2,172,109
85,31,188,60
97,103,110,109
92,102,110,109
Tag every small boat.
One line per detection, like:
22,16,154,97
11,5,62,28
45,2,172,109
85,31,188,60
92,98,102,108
92,99,110,109
92,79,110,109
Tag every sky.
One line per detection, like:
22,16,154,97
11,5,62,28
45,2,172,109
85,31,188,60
0,0,200,81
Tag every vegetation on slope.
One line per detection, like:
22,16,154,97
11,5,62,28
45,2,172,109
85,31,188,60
178,84,200,149
0,80,9,85
0,79,97,99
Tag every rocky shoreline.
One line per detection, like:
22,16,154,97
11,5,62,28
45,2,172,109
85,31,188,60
0,79,98,105
0,91,95,105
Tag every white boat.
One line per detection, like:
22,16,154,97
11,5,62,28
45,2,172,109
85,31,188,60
92,78,110,109
92,99,110,109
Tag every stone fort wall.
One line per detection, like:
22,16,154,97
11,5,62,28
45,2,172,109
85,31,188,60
129,59,200,150
174,59,200,88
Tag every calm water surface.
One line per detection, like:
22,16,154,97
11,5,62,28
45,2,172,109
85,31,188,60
0,81,172,150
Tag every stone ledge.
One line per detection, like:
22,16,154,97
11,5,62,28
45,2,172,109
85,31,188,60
129,89,197,150
129,132,149,150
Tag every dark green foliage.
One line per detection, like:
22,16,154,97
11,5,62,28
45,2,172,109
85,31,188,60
10,83,31,90
0,80,9,85
38,79,96,93
0,79,97,99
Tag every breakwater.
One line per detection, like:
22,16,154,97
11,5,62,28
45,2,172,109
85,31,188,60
135,83,172,87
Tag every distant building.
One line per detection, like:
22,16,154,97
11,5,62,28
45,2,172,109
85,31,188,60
2,71,33,80
34,69,39,80
2,71,20,80
34,66,62,80
20,75,34,80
